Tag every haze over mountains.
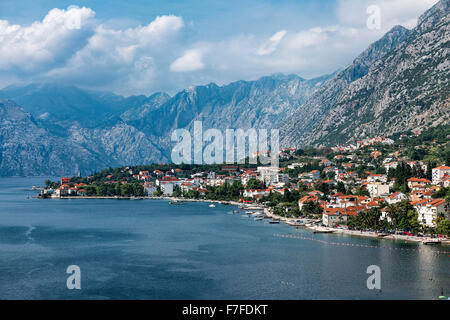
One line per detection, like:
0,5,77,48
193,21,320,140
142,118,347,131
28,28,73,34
0,0,449,176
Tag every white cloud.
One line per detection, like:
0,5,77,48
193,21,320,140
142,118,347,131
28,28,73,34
0,1,440,95
0,6,95,72
257,30,287,55
170,49,205,72
336,0,439,30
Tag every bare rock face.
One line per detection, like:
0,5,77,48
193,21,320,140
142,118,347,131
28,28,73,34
281,0,449,147
0,74,324,176
0,100,104,176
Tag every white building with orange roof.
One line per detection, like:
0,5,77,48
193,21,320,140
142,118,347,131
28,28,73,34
407,178,431,189
386,192,407,204
367,174,387,183
413,198,446,226
319,159,332,167
432,166,450,185
384,161,398,172
298,194,319,211
443,176,450,188
322,206,366,227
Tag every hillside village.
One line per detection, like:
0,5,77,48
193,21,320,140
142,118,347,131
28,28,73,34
40,128,450,236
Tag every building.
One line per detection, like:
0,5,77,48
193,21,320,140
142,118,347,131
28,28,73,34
243,189,269,199
386,192,407,204
256,167,288,185
298,194,319,211
413,198,446,227
384,161,398,173
319,159,332,167
144,183,156,196
432,166,450,185
156,176,181,187
61,177,70,184
160,182,174,196
407,178,431,189
367,183,390,198
367,174,387,183
322,206,366,227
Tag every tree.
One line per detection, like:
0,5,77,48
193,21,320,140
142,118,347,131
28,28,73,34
230,180,244,197
426,161,434,181
283,189,296,202
96,184,108,196
85,185,97,196
337,181,346,194
153,187,162,196
354,187,370,197
44,179,53,188
317,182,329,196
120,183,134,196
173,185,182,197
347,208,384,230
246,178,264,189
115,182,122,196
386,200,420,232
301,201,322,216
436,219,450,236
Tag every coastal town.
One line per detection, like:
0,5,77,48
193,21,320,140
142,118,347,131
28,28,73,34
39,128,450,241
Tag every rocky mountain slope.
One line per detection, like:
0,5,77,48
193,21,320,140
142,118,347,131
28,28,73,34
0,0,448,176
0,74,325,176
281,0,449,147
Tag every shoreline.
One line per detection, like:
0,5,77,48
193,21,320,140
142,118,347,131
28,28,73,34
43,195,449,245
50,195,241,205
264,208,450,246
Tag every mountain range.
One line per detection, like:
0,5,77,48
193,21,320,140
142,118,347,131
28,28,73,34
0,0,449,176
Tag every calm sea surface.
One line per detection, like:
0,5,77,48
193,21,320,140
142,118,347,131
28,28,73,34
0,177,448,300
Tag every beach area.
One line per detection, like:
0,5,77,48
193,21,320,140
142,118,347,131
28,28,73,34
264,209,450,245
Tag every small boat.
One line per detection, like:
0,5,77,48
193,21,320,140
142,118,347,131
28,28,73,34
209,204,216,208
422,239,441,245
269,220,280,224
252,212,264,217
170,200,187,205
287,220,305,227
312,227,334,234
254,217,264,221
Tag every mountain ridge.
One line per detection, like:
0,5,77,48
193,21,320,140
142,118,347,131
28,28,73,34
280,0,449,147
0,0,448,176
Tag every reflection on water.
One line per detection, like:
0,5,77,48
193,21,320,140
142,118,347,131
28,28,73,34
0,177,448,300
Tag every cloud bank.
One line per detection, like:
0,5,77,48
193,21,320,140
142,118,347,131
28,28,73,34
0,1,439,95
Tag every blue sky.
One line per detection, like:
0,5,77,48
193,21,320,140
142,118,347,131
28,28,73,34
0,0,438,95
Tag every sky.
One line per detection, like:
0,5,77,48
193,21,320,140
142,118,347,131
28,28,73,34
0,0,439,96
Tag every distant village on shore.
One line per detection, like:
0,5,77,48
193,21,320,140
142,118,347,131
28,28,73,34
39,130,450,237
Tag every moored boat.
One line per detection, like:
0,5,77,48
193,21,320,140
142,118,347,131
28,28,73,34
312,227,334,234
422,239,441,245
